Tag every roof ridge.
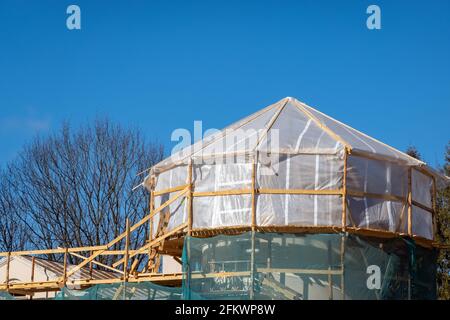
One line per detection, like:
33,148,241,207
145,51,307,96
289,98,351,149
297,99,425,165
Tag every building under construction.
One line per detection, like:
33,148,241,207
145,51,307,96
0,97,448,300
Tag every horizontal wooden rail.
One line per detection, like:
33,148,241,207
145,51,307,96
259,188,343,195
68,251,124,275
347,190,406,202
61,188,189,281
112,222,188,268
0,245,108,257
411,200,434,214
154,184,190,196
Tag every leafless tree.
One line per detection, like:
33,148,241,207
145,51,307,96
0,118,163,266
0,171,29,252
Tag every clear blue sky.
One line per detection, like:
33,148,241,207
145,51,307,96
0,0,449,168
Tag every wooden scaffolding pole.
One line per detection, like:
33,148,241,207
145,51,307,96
327,239,333,300
5,252,10,290
124,218,130,282
148,184,155,270
250,230,256,300
342,148,349,231
30,257,35,283
30,256,35,300
187,161,193,236
89,250,93,280
251,159,257,231
407,168,413,236
62,247,68,286
340,234,345,300
432,176,437,241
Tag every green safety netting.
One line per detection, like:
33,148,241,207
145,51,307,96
0,291,14,300
182,232,437,300
37,231,437,300
54,281,182,300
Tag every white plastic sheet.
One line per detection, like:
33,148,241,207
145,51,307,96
257,194,342,226
145,97,439,240
412,206,433,240
412,169,433,208
347,197,407,233
193,195,252,228
347,155,409,197
257,153,343,191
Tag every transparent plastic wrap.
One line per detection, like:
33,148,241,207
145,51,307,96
412,169,433,208
193,195,252,228
257,194,342,226
347,197,407,232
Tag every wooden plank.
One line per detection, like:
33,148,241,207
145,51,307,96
340,234,345,300
0,245,108,257
5,252,10,289
173,256,182,265
251,160,257,230
187,161,193,236
124,218,130,281
148,187,189,220
432,176,437,241
253,98,288,150
89,250,93,280
293,99,351,149
62,186,189,279
68,251,124,275
31,257,35,283
62,248,68,285
148,187,155,272
193,189,252,197
129,259,140,275
411,200,434,214
342,149,348,230
113,222,188,268
190,268,342,280
153,184,189,196
407,168,413,235
347,190,406,203
259,188,343,195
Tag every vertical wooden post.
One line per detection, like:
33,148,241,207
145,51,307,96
124,218,130,282
149,191,154,241
340,234,345,300
267,237,272,269
187,161,193,236
342,148,349,231
407,168,413,236
249,231,256,300
31,256,35,282
407,168,413,300
29,256,35,300
148,187,155,268
89,250,93,280
63,248,68,286
251,158,257,231
431,176,437,241
5,252,10,290
327,240,333,300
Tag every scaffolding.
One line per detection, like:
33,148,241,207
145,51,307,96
0,97,448,299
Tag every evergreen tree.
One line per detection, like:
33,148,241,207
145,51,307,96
436,142,450,299
406,145,422,160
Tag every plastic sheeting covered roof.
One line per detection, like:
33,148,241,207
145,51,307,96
148,97,445,179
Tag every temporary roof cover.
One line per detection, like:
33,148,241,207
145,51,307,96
144,97,448,241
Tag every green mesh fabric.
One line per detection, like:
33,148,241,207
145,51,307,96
54,281,182,300
182,232,437,300
0,291,14,300
17,231,436,300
